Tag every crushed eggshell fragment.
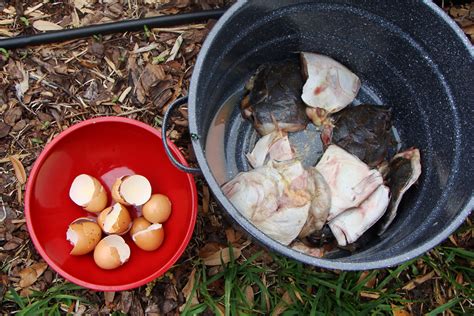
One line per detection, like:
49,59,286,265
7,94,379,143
94,235,131,270
69,174,107,213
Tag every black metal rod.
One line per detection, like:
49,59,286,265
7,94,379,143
0,9,226,50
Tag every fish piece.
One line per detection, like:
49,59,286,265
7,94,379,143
222,160,311,245
291,241,325,258
273,159,312,212
324,104,395,167
329,184,390,246
257,203,310,245
246,131,294,169
300,52,361,125
222,165,284,221
241,61,309,136
305,225,335,247
377,148,421,235
299,168,331,238
315,145,384,220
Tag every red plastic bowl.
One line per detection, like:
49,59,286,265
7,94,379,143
25,117,197,291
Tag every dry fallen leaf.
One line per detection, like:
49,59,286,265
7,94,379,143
202,247,241,266
104,291,116,309
16,182,22,204
166,34,184,62
179,268,199,312
271,291,293,316
216,304,225,316
357,271,376,288
18,262,48,288
402,271,435,291
198,242,224,258
136,64,166,103
9,156,27,184
391,304,412,316
463,24,474,35
455,272,464,285
225,227,237,243
20,288,33,297
33,20,63,31
0,122,11,139
202,185,210,214
262,274,271,312
360,291,380,299
14,62,29,100
245,285,255,308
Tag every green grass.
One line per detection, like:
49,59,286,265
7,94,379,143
3,282,90,315
4,232,472,315
179,242,474,315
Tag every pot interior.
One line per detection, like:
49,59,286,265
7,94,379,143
190,0,473,268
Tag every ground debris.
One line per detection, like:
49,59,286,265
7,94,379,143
0,1,471,315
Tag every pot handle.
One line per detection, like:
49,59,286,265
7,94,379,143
162,96,201,174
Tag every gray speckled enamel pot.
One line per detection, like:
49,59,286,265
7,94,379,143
163,0,473,270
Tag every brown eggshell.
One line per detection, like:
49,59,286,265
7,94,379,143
142,194,172,223
93,235,130,270
111,176,130,206
130,217,152,236
97,203,132,235
67,219,101,255
83,177,108,213
132,224,165,251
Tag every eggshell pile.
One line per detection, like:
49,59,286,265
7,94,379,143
67,173,172,270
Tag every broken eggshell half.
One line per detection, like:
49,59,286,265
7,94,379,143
66,217,102,255
130,218,165,251
69,174,107,213
112,175,152,206
97,202,132,235
93,235,131,270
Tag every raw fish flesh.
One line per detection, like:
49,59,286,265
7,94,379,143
300,52,360,125
329,185,390,246
315,145,384,220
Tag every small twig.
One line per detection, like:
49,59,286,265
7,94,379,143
0,197,6,222
116,107,152,116
0,154,29,163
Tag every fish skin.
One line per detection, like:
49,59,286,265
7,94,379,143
377,148,421,235
241,61,309,136
315,145,384,220
329,184,390,246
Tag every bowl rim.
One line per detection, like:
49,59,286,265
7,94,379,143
25,116,198,291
